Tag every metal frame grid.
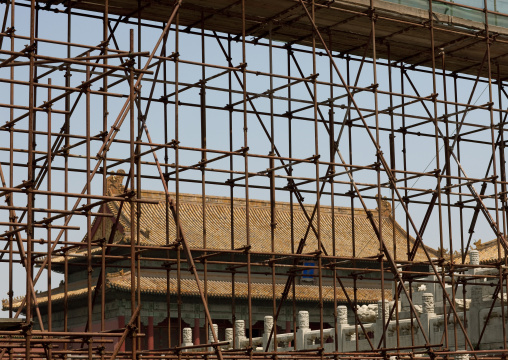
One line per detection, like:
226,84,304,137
1,0,508,359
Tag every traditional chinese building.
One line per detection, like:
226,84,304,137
3,171,441,351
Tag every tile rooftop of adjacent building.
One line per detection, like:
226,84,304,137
473,238,508,264
106,270,392,303
2,270,391,310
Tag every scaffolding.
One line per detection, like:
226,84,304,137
1,0,508,358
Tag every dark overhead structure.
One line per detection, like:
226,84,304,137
1,0,508,359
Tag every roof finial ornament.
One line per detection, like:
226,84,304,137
375,194,392,218
107,169,126,194
473,238,483,250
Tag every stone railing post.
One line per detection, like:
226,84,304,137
225,328,233,349
337,305,348,325
468,249,480,278
336,305,348,352
182,327,193,351
420,292,435,342
208,323,218,351
299,310,309,329
262,316,274,350
469,250,480,265
295,310,309,350
235,320,246,349
422,293,435,314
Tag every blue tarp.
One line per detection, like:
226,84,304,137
302,262,315,280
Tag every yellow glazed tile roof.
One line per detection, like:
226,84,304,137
2,282,96,311
2,271,390,310
474,238,508,263
100,170,438,262
106,271,392,303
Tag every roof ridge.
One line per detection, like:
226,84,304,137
105,170,375,214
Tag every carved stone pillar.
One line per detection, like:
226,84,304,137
264,316,273,334
225,328,233,349
422,293,435,314
298,311,309,329
182,327,193,348
235,320,245,348
208,323,218,352
337,305,348,325
208,323,218,342
336,305,348,353
296,311,310,350
263,316,274,350
469,250,480,265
